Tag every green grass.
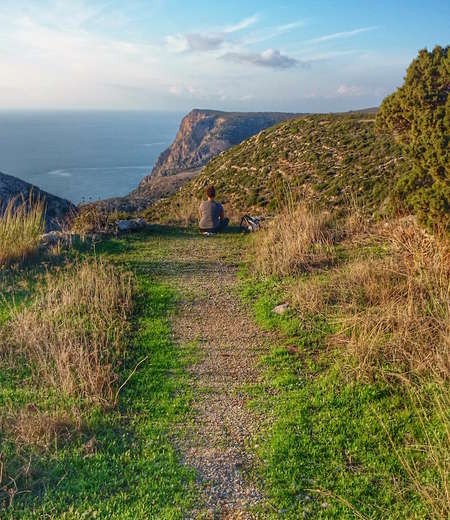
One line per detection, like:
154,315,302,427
239,274,442,519
1,229,198,519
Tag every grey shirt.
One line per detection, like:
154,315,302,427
199,200,223,230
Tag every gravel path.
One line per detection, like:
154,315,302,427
162,233,274,519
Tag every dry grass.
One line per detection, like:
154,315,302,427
1,405,81,451
0,197,45,265
71,205,115,235
5,259,134,404
345,220,450,381
252,204,337,276
290,217,450,381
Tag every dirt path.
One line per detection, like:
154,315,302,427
158,232,274,519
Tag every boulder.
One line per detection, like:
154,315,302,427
116,218,147,233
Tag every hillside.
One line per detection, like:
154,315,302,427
144,112,406,222
141,109,300,181
0,171,76,230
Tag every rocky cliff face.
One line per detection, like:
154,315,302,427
139,109,299,186
0,172,77,231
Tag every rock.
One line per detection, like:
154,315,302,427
272,303,290,315
116,218,147,233
0,171,77,231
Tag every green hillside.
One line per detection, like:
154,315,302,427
145,112,407,222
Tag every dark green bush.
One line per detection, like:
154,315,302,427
376,46,450,229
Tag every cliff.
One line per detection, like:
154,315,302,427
0,171,76,230
139,109,300,184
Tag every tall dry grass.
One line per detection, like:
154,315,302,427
0,197,45,265
344,220,450,382
252,204,337,276
5,259,134,404
289,217,450,382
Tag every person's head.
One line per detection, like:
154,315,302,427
205,185,216,200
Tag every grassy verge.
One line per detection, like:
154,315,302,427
241,276,449,519
0,197,45,265
1,231,198,518
239,208,450,519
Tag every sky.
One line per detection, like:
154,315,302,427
0,0,448,112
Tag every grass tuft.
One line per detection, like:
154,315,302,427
3,259,134,404
0,197,45,265
252,204,337,276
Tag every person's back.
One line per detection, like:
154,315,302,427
199,199,223,230
198,185,229,233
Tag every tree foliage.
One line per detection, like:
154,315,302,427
376,46,450,229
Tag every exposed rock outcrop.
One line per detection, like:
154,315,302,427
0,171,76,231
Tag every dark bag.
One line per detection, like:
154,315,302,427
240,215,261,232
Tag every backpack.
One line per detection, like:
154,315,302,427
240,215,261,232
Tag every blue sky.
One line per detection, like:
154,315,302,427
0,0,448,111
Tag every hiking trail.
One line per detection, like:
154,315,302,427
153,230,275,519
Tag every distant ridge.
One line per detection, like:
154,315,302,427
0,171,76,230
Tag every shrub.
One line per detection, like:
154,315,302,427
376,46,450,230
5,259,134,404
0,197,45,265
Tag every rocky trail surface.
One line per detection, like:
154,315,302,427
154,229,275,519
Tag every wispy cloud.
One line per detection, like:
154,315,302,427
337,84,364,96
243,20,306,45
221,49,301,69
307,26,378,44
223,15,260,34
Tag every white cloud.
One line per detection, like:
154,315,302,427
337,84,364,96
166,33,224,53
307,26,378,44
222,49,300,69
165,14,259,53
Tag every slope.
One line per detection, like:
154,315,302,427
145,112,406,222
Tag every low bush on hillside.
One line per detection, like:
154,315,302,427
71,205,129,235
0,197,45,265
4,259,134,404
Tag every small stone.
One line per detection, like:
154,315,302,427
117,218,147,233
272,303,289,315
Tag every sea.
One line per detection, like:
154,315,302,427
0,111,183,204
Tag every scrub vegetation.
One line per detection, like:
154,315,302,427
0,46,448,518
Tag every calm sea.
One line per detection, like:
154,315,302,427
0,111,183,204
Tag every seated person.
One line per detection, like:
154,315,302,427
199,186,229,233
